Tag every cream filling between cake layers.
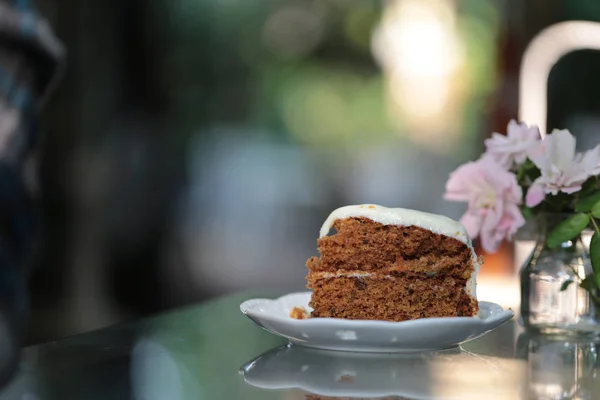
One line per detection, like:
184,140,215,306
317,204,481,299
311,270,467,280
312,271,376,279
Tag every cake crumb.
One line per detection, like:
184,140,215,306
336,374,355,383
290,307,310,319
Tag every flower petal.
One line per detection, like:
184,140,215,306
484,120,540,169
444,155,524,252
525,179,546,207
549,129,576,171
527,141,547,171
459,210,481,239
480,221,503,253
503,204,526,239
444,162,476,202
575,145,600,176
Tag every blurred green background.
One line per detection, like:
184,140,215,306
24,0,600,345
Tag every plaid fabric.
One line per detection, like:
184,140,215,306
0,0,63,328
0,0,64,164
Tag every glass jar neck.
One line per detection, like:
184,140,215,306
534,213,585,253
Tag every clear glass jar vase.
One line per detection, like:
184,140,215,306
519,213,600,334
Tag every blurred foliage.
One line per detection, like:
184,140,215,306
454,0,500,153
563,0,600,21
254,65,395,148
158,0,501,155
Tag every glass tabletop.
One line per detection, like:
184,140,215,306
1,292,599,400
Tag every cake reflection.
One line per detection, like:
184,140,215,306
240,344,525,399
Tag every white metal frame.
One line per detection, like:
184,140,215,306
519,20,600,136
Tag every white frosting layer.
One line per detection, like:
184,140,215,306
316,271,374,279
318,204,481,298
319,204,470,243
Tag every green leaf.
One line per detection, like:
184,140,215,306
520,206,535,221
516,161,533,181
581,276,597,291
575,191,600,212
546,213,590,248
591,232,600,287
525,167,541,182
592,202,600,219
560,279,574,291
580,177,598,196
517,159,541,184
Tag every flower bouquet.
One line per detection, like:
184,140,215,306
443,120,600,313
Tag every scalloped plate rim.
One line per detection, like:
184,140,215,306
240,291,514,327
239,291,514,352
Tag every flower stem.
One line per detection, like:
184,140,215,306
590,213,600,236
567,265,583,281
587,214,600,314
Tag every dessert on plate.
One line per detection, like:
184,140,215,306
305,204,481,322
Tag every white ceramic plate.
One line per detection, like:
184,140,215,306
240,292,514,352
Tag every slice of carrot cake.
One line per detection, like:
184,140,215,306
306,204,481,321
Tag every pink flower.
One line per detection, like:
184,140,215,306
574,144,600,176
525,129,590,207
444,156,525,253
484,120,540,169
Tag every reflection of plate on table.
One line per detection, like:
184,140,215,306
240,292,514,353
239,344,526,399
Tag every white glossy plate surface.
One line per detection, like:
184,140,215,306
240,292,514,352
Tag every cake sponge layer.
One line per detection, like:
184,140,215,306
309,276,478,321
308,217,472,276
